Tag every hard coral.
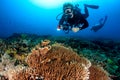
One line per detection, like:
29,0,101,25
2,42,110,80
13,44,90,80
41,39,50,47
39,46,51,56
89,65,110,80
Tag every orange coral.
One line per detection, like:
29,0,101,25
14,54,28,64
41,39,50,47
13,44,90,80
1,42,110,80
89,65,110,80
38,46,51,56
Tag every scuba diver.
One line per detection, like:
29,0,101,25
91,16,108,32
57,3,99,33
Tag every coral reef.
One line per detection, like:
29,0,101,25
0,54,15,72
0,42,108,80
0,33,120,79
12,44,91,80
89,65,110,80
0,54,16,80
40,39,50,47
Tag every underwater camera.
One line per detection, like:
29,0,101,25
62,24,70,34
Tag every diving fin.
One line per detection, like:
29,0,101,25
84,4,99,9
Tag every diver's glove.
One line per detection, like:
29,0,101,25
72,27,80,32
72,24,83,32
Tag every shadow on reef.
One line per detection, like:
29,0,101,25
0,33,120,80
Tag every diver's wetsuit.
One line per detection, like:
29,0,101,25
59,9,89,30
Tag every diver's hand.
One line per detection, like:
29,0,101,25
72,27,80,32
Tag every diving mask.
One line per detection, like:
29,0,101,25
64,8,72,14
64,8,73,18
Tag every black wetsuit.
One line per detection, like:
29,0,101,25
59,9,89,30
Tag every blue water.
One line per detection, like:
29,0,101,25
0,0,120,40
